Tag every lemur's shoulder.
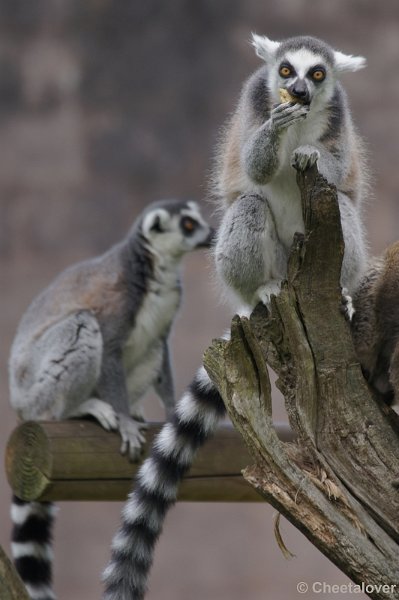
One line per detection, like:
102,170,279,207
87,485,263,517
213,66,272,206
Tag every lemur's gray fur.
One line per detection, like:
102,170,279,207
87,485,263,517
351,242,399,406
8,199,212,600
102,35,368,600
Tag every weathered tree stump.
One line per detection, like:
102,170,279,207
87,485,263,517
0,545,29,600
204,165,399,600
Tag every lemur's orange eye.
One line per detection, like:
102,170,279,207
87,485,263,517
312,69,326,81
181,216,197,235
279,65,292,78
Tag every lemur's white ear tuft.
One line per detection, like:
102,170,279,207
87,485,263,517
142,208,170,236
251,33,280,63
334,50,366,72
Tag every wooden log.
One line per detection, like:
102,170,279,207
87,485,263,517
5,420,293,502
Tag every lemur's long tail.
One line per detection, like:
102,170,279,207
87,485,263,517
102,366,226,600
11,495,57,600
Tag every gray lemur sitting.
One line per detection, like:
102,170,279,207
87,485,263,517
9,199,213,457
102,35,368,600
8,199,212,600
214,33,368,309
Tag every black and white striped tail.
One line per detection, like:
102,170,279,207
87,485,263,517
102,366,225,600
11,495,57,600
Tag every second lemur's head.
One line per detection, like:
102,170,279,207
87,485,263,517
140,199,214,259
251,34,366,109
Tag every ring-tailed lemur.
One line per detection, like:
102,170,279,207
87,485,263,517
103,35,368,599
8,199,213,600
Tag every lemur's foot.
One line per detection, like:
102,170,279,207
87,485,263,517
117,413,147,462
271,102,309,130
341,287,355,322
255,280,282,306
68,398,118,431
291,145,320,172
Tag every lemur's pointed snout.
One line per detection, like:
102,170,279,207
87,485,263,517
289,79,310,104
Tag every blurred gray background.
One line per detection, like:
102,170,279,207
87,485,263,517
1,1,399,598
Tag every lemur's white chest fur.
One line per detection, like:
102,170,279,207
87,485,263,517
123,254,180,374
258,108,328,249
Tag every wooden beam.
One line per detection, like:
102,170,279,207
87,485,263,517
5,420,293,502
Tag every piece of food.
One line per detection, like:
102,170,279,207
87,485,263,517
279,88,296,103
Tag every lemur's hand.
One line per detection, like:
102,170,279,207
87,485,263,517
291,145,320,172
271,102,309,132
117,413,147,461
341,288,355,322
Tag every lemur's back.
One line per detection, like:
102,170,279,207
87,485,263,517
10,247,125,359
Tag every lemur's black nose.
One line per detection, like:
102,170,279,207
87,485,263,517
289,79,310,104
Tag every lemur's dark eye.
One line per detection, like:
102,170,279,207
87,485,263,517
279,64,293,78
311,68,326,82
180,216,198,235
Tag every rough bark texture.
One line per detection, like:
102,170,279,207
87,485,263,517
204,165,399,600
0,545,30,600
